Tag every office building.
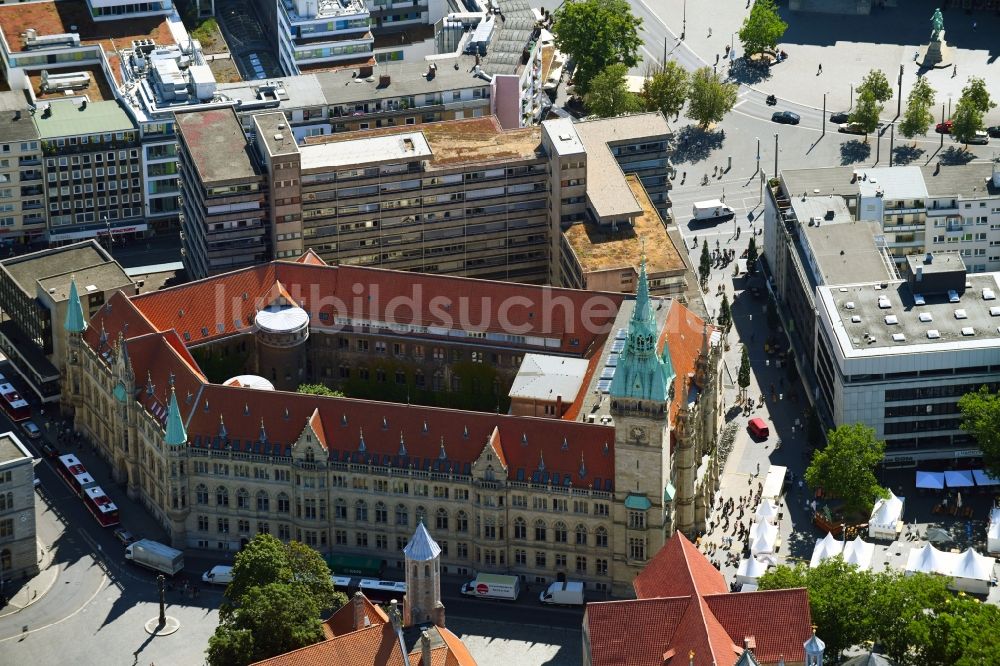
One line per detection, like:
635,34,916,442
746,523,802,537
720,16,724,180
176,108,268,279
0,240,134,402
64,251,722,596
0,432,38,581
0,92,44,247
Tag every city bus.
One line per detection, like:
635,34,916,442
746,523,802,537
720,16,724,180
359,579,407,604
57,453,96,494
82,485,120,527
0,383,30,422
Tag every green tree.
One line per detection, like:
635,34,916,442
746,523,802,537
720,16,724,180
552,0,642,94
685,67,738,127
699,239,711,285
718,292,732,333
804,423,887,515
737,345,751,401
848,88,882,141
899,77,936,139
868,570,951,665
297,383,345,397
918,595,1000,666
207,583,325,666
858,69,893,104
737,0,787,58
950,77,994,147
745,236,758,273
584,63,643,118
958,385,1000,478
958,76,997,114
641,60,689,118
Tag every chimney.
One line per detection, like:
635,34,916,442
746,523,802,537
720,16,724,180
420,630,432,666
925,252,933,264
388,599,402,633
432,601,446,628
352,591,366,630
555,394,562,416
916,266,923,281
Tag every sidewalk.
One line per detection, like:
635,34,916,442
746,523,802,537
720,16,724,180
0,537,59,618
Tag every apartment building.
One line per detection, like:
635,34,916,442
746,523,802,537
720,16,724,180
176,108,268,279
0,432,38,581
36,99,146,245
0,240,134,402
0,91,44,246
64,252,721,596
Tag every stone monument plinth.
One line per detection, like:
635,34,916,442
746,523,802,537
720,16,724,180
919,31,952,68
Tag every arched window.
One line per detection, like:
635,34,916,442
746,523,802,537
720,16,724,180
424,564,430,577
416,505,426,523
595,526,608,548
277,492,290,513
375,501,388,523
335,498,347,519
237,488,250,510
256,490,270,512
355,500,368,522
513,517,526,540
554,522,567,543
216,486,229,507
456,511,468,533
534,519,547,541
396,503,408,526
196,484,208,505
436,508,448,531
575,524,588,546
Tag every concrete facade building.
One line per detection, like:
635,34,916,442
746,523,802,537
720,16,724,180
0,432,38,581
0,240,133,402
63,253,721,596
176,108,268,279
0,92,44,247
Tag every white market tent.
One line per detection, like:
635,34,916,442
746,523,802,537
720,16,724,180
987,508,1000,554
973,470,1000,486
869,491,905,540
951,548,996,594
842,536,875,571
904,543,955,576
736,557,772,584
944,470,975,488
761,465,787,501
810,532,844,569
915,471,945,489
754,499,780,524
750,521,779,556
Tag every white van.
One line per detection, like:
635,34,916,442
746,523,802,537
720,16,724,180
539,580,585,606
202,565,233,585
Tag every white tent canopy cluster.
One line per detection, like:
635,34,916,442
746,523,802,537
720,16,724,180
810,534,876,571
749,520,779,556
869,491,904,540
754,499,780,524
904,544,997,594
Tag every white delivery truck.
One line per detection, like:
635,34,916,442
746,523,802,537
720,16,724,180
460,573,521,600
125,539,185,576
692,199,736,222
539,580,585,606
202,565,234,585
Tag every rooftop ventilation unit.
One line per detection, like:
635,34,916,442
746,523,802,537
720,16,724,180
845,301,856,310
990,306,1000,317
919,312,933,322
914,293,925,305
851,315,861,323
983,288,996,300
892,333,905,342
955,309,967,320
884,315,898,325
927,329,940,339
961,327,975,336
877,296,891,309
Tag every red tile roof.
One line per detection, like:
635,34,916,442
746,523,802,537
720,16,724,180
663,301,714,425
182,384,615,490
321,594,388,638
634,530,727,600
253,623,406,666
586,533,811,666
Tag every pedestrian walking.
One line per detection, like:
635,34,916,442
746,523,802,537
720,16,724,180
817,63,822,75
973,20,977,31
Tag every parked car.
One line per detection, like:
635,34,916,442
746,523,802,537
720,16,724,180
114,527,136,545
771,111,800,125
961,130,990,145
935,120,953,134
829,112,850,123
838,122,867,135
39,441,59,458
748,417,770,439
21,420,41,439
988,126,1000,138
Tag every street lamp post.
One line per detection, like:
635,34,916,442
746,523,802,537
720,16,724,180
822,92,827,136
850,84,854,110
889,123,895,167
940,103,946,148
773,133,779,179
681,0,686,40
897,64,903,116
755,136,760,174
103,215,112,259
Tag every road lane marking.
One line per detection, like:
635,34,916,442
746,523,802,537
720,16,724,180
0,570,109,642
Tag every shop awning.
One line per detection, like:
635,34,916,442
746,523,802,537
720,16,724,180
944,470,975,488
915,470,945,489
972,469,1000,486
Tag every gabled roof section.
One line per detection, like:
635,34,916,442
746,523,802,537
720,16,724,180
664,301,714,423
585,597,690,666
306,409,329,450
251,622,405,666
703,589,812,665
634,531,727,600
292,249,327,266
321,594,389,639
84,290,158,349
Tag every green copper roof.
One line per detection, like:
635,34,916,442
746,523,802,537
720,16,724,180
624,494,652,510
64,278,87,333
609,257,675,402
664,482,676,502
164,388,187,446
113,382,128,403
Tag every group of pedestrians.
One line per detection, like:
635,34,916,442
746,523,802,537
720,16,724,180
695,476,779,575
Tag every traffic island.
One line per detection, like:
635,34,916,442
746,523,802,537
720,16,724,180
144,615,181,636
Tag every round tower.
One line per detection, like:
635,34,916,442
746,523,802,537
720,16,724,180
254,302,309,391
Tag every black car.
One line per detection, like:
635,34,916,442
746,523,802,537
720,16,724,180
771,111,800,125
40,441,59,459
988,126,1000,138
829,112,850,124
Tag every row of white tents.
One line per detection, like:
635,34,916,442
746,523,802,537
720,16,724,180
904,544,996,594
810,533,876,570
